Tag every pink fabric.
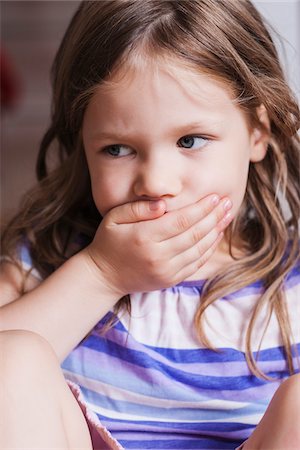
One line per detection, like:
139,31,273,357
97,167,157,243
67,380,248,450
67,380,124,450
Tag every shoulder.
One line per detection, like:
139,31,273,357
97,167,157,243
0,262,40,306
0,241,42,306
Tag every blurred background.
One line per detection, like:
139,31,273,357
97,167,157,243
1,1,80,226
1,1,300,226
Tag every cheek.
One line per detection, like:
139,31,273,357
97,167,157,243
84,147,133,215
193,153,250,215
216,157,250,215
89,171,128,216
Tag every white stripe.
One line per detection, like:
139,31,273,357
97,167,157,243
204,412,264,425
64,370,249,410
121,287,299,351
83,400,263,425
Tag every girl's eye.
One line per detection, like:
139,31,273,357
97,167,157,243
102,144,132,158
177,135,208,150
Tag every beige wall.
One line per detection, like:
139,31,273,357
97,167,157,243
1,1,79,225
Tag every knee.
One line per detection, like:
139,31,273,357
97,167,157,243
1,330,59,382
243,374,300,449
282,372,300,389
1,329,54,357
276,373,300,409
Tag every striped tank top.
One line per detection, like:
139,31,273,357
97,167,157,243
61,262,300,449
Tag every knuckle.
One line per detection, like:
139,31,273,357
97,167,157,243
146,256,171,283
183,261,200,281
206,211,218,229
196,241,205,257
133,230,146,247
196,233,218,259
131,226,151,248
216,208,225,223
191,227,203,244
197,253,208,268
198,246,214,267
207,229,219,246
130,201,141,218
200,196,217,217
145,249,163,271
146,254,159,269
203,203,221,225
176,213,190,232
202,201,214,217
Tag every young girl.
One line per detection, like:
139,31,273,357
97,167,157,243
1,1,300,449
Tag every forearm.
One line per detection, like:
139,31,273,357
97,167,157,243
0,251,122,362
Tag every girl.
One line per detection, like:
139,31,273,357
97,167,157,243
1,1,300,449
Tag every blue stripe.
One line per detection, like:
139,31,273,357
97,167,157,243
97,416,252,432
117,438,242,449
80,336,289,390
80,387,264,422
63,355,224,403
141,344,299,364
62,356,283,404
96,320,300,364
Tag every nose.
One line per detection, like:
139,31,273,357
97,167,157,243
133,154,182,199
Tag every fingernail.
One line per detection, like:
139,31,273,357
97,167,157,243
211,195,220,206
223,199,232,211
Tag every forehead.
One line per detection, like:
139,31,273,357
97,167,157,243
100,55,235,102
82,54,252,143
86,57,240,123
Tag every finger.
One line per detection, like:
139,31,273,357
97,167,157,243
170,232,224,284
158,194,220,239
154,195,232,242
107,199,167,225
165,203,232,255
170,226,223,268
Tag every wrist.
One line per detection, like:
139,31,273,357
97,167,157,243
74,248,126,301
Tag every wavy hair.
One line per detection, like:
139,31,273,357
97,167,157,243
2,0,299,378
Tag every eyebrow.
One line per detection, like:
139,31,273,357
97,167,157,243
89,121,222,142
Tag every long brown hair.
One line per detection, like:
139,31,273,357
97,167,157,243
2,0,299,378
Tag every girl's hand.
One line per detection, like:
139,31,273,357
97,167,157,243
83,194,232,296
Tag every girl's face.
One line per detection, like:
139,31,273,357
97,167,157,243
83,63,266,219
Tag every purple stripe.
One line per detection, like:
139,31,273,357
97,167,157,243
64,344,283,403
98,327,296,377
99,419,253,441
112,432,247,441
176,279,205,288
99,414,254,434
64,348,213,402
166,284,263,298
284,271,300,290
173,263,299,297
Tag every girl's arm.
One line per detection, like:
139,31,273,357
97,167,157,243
0,251,122,362
1,195,231,362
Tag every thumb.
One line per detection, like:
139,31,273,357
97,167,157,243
109,200,167,224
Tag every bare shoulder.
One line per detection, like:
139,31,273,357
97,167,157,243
0,261,40,306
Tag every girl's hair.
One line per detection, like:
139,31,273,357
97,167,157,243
2,0,299,378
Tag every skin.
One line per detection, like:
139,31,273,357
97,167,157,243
82,62,268,286
1,63,271,360
1,61,298,450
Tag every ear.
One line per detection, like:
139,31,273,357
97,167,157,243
249,105,270,163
